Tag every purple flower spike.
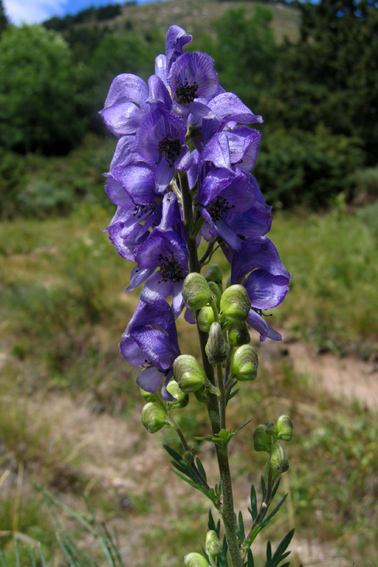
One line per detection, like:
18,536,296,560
120,296,180,400
231,237,293,341
100,74,149,137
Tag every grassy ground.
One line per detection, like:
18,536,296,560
1,206,378,566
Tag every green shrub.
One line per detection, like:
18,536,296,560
16,181,73,217
351,166,378,205
0,25,86,155
255,126,364,208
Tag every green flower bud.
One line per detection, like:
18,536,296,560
139,388,156,402
182,273,212,311
253,424,271,452
204,264,223,287
265,422,276,436
208,281,222,310
173,355,206,393
270,442,289,475
228,323,251,348
166,380,189,409
231,344,259,381
194,385,207,403
205,530,222,558
141,402,168,434
184,553,209,567
197,306,215,333
276,415,293,442
183,451,194,464
205,322,228,365
220,285,251,323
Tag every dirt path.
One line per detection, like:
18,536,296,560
267,340,378,410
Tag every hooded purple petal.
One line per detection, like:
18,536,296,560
166,25,192,70
100,74,148,136
246,309,282,342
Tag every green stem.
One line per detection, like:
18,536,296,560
216,363,226,430
180,171,242,567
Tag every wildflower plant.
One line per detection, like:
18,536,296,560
101,25,294,567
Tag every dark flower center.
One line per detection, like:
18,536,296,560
175,78,199,105
133,202,157,218
158,135,181,165
207,196,234,222
158,253,185,282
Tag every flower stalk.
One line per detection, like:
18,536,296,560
100,23,293,567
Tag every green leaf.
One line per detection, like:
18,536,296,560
261,494,288,529
266,541,272,564
196,457,207,482
270,478,281,501
250,485,258,520
247,549,254,567
238,511,245,539
261,476,267,500
269,529,294,567
225,380,239,405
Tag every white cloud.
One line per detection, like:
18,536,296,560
3,0,68,26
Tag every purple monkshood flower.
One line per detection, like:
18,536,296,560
135,108,192,191
120,296,180,400
230,236,293,342
201,127,261,174
198,168,272,251
167,51,219,118
126,226,189,319
189,92,263,153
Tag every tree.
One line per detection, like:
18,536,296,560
0,25,86,154
267,0,378,165
0,0,9,36
197,7,278,112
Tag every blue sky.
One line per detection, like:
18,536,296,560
3,0,169,26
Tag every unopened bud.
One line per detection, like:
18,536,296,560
182,273,212,311
220,285,251,323
184,553,209,567
231,344,258,381
197,306,214,333
173,355,206,393
208,281,222,310
183,451,194,464
166,380,189,409
228,323,250,348
205,530,222,558
253,424,271,452
139,388,156,402
141,402,168,434
270,442,289,475
204,264,223,287
276,415,293,442
205,322,228,365
265,422,276,436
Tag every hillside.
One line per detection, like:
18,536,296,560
52,0,300,43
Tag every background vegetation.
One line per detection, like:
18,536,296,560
0,0,377,565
